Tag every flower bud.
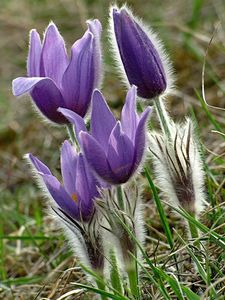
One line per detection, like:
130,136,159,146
110,6,173,99
149,119,205,215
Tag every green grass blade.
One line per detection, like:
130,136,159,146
160,273,186,300
113,211,171,298
176,231,217,298
144,166,173,248
80,263,127,300
144,166,181,278
195,89,225,140
2,276,44,286
72,283,128,300
167,205,225,249
178,233,207,280
181,286,201,300
132,254,172,300
0,222,6,281
188,0,203,29
113,211,201,300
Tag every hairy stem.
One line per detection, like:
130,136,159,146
117,185,125,211
66,124,79,149
188,216,202,257
126,258,140,299
116,186,139,298
154,97,171,140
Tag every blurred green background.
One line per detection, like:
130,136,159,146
0,0,224,299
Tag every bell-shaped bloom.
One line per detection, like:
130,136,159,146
110,6,172,99
12,20,102,124
59,86,152,185
26,140,101,221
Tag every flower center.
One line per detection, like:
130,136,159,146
71,193,78,203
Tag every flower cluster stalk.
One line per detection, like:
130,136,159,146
188,214,202,262
126,259,139,299
66,124,78,146
154,97,171,140
117,185,125,211
116,185,139,298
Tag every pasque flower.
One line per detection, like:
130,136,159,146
59,86,152,185
12,20,102,123
26,140,100,221
110,6,172,99
149,118,205,215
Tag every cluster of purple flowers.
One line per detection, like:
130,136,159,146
12,4,207,294
13,6,167,224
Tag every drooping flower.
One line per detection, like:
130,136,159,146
12,20,102,124
59,85,152,185
109,5,173,99
149,118,205,215
26,140,100,221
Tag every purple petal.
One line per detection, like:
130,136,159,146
12,77,46,96
58,108,87,144
12,76,66,123
42,174,80,219
26,153,51,175
82,154,105,191
62,31,94,117
28,153,79,219
87,19,102,38
107,122,134,183
75,154,97,218
40,22,68,86
91,90,116,152
121,85,139,141
112,8,166,99
28,154,81,216
134,107,152,167
80,131,114,183
87,19,102,87
27,29,42,77
61,140,78,196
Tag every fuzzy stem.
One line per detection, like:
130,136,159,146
188,216,202,255
116,185,139,298
66,124,79,148
117,185,125,211
126,259,139,299
154,97,171,140
187,212,205,270
119,228,139,298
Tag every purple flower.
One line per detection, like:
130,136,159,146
59,86,152,185
12,20,102,124
110,6,170,99
27,140,100,221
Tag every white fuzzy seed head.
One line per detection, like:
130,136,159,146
149,118,206,215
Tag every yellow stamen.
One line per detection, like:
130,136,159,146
71,193,78,203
